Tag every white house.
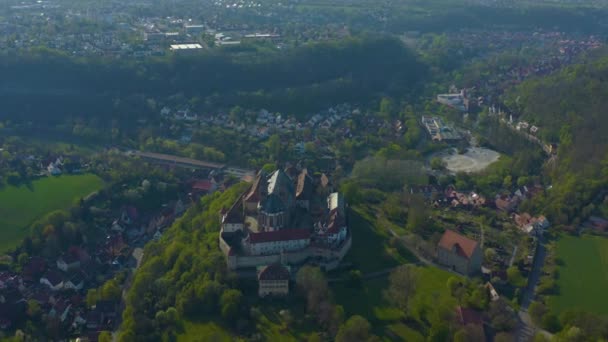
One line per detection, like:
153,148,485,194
47,163,62,176
57,255,80,272
64,275,84,291
40,272,64,291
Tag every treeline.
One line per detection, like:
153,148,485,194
0,35,426,125
389,4,608,34
505,51,608,224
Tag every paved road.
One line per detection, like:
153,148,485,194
516,235,550,342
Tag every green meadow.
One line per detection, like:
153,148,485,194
549,234,608,315
0,174,104,252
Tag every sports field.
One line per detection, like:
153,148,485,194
549,235,608,315
0,174,104,252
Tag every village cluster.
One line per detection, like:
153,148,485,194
0,171,228,335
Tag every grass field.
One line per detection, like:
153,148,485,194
332,266,459,339
0,174,104,252
342,207,417,273
177,321,232,342
549,235,608,315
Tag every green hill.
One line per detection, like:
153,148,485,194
505,51,608,224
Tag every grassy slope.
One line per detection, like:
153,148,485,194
343,207,416,273
549,235,608,315
332,267,458,339
0,174,104,252
177,321,232,342
331,206,458,339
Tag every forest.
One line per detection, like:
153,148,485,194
505,52,608,225
0,36,425,126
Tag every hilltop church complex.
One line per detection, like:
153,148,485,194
219,168,351,271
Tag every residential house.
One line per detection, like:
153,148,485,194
40,271,64,291
587,216,608,232
437,230,482,275
258,264,290,297
121,206,139,225
57,254,81,272
485,282,500,302
495,195,520,212
49,300,71,322
513,213,550,235
22,257,46,283
64,273,85,291
47,162,62,175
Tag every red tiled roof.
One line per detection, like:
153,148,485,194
245,173,264,202
320,173,330,188
258,264,290,281
192,180,213,192
248,228,310,243
296,169,313,200
438,230,478,260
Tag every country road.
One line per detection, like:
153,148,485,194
516,235,552,342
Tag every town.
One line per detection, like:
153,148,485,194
1,0,608,341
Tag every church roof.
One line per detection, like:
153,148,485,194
245,172,265,202
267,169,294,197
260,194,285,214
296,169,313,200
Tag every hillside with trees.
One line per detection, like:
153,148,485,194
0,36,425,126
505,50,608,224
119,183,250,341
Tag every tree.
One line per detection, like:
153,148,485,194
17,253,29,267
335,315,375,342
487,300,517,331
98,331,112,342
220,289,243,321
100,279,122,302
494,332,513,342
503,175,513,189
379,97,394,120
507,266,526,288
296,266,329,315
26,300,41,320
453,324,485,342
347,270,362,288
406,194,429,234
430,157,446,170
266,134,282,160
384,265,417,313
528,301,548,327
340,181,361,205
86,289,98,308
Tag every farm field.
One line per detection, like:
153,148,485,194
0,174,104,252
549,235,608,315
